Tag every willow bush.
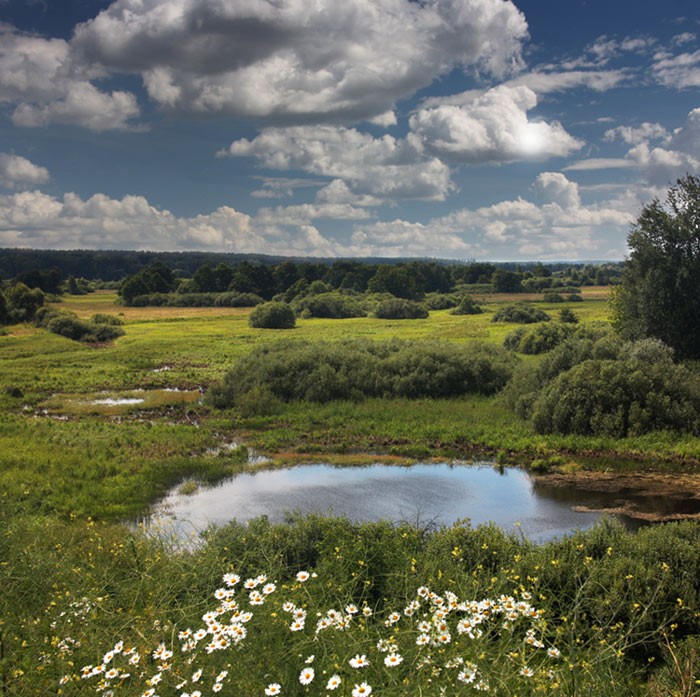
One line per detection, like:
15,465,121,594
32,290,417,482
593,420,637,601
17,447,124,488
207,339,518,407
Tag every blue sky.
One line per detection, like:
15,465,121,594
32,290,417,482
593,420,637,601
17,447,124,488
0,0,698,260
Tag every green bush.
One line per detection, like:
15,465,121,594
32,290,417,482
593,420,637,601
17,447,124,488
424,293,459,310
542,292,565,303
248,301,296,329
503,322,575,354
292,292,365,319
35,308,125,343
207,339,518,407
559,308,579,323
374,298,429,319
90,313,124,325
450,294,483,315
491,303,550,324
567,293,583,302
531,356,700,437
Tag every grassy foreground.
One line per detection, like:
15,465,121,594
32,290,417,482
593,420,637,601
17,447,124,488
1,289,700,695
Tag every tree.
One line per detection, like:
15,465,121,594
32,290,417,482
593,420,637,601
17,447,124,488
611,175,700,359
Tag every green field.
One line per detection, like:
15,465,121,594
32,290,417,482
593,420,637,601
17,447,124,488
2,289,700,696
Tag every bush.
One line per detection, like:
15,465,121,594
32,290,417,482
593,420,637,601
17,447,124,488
559,308,578,323
424,293,459,310
207,339,518,407
491,303,550,324
450,295,483,315
248,302,296,329
542,292,564,303
567,293,583,302
374,298,429,319
531,356,700,437
503,322,575,355
90,313,124,326
292,292,366,319
36,309,125,343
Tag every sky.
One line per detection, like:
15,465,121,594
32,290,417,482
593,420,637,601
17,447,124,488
0,0,698,261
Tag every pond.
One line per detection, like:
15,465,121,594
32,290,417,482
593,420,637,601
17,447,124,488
144,461,655,543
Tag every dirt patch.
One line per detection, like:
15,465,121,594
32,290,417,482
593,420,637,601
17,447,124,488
534,470,700,521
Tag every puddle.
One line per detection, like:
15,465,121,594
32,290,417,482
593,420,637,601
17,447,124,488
142,462,669,543
38,389,202,415
91,397,145,406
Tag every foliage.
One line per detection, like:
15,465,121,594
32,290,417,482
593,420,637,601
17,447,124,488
90,313,124,325
248,301,296,329
558,308,579,324
127,291,264,307
503,322,575,354
423,292,459,310
292,292,366,319
531,354,700,437
2,281,45,323
207,339,517,407
367,264,423,300
450,294,483,315
492,269,524,292
492,303,550,324
374,298,429,319
35,308,125,343
543,292,565,302
610,175,700,359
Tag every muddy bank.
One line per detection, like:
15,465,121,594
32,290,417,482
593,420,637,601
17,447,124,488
533,471,700,522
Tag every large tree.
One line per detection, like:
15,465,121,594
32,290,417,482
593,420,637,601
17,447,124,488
611,174,700,359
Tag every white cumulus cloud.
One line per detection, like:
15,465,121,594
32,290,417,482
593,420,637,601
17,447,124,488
71,0,528,122
0,153,50,189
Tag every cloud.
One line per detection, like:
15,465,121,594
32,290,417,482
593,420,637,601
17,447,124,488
220,125,454,202
563,158,637,171
408,85,583,163
351,172,635,259
603,122,669,144
0,26,141,131
250,176,326,199
71,0,528,123
651,49,700,89
0,153,50,189
0,188,354,256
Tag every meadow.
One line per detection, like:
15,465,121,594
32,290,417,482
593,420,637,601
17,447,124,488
1,288,700,696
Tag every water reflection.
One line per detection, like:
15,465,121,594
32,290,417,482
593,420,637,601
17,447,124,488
143,462,642,543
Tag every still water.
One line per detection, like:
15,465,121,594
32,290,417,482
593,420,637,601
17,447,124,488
145,462,647,543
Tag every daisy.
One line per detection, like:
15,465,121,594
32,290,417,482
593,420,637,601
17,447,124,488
416,634,430,646
296,571,310,582
345,604,358,614
299,667,314,685
547,647,561,658
326,675,341,690
192,669,202,682
349,654,370,668
352,682,372,697
384,653,403,667
520,666,534,678
223,573,240,587
262,583,276,595
265,684,281,696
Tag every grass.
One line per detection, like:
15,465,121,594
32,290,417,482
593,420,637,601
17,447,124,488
2,287,700,695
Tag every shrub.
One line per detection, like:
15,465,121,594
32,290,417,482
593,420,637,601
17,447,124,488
248,302,296,329
424,293,459,310
567,293,583,302
90,313,124,325
503,322,575,355
207,339,518,407
491,303,550,324
450,295,483,315
374,298,429,319
36,308,124,343
542,292,564,303
292,292,366,319
531,357,700,437
559,308,578,324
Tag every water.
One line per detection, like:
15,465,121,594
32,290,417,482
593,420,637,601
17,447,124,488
144,462,650,543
